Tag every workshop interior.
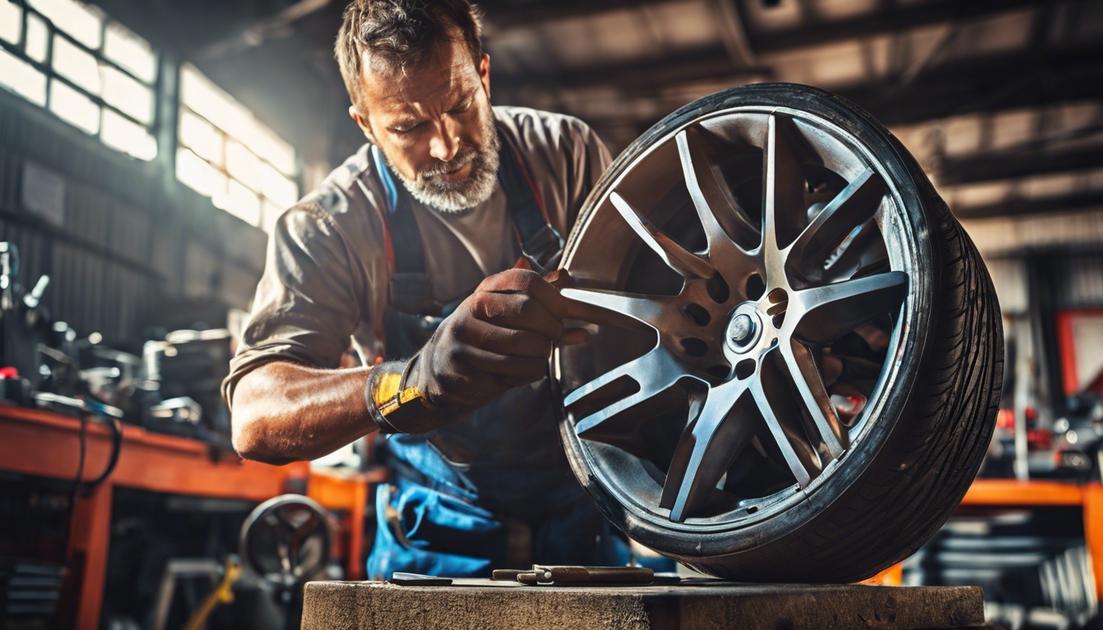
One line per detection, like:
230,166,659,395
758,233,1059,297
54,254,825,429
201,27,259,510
0,0,1101,628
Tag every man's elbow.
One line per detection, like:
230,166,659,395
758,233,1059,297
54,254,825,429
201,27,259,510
229,368,300,465
230,408,297,466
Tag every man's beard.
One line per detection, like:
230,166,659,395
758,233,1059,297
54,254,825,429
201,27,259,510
388,107,500,215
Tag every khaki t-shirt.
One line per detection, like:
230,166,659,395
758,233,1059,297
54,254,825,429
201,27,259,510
223,106,612,407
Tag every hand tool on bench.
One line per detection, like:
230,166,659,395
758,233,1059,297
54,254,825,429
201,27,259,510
512,565,655,586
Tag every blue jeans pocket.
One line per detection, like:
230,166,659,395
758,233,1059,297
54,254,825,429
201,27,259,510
366,482,506,579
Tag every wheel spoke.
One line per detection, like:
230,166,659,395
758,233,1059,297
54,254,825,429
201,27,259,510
660,379,751,522
566,347,690,437
750,352,822,487
291,512,321,546
277,543,293,574
610,192,714,280
676,127,759,254
790,271,908,344
786,169,886,274
823,218,883,281
274,508,300,534
762,114,806,283
561,287,676,331
780,339,846,457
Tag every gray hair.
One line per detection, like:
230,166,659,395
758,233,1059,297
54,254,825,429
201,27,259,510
335,0,484,110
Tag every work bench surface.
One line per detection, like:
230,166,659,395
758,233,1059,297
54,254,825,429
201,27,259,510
302,579,988,629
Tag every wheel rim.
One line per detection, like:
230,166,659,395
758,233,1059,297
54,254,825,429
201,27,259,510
555,105,919,530
240,495,330,588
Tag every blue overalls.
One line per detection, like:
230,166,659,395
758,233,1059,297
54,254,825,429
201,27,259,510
364,129,625,578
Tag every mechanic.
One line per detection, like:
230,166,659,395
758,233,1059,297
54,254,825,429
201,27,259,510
223,0,623,578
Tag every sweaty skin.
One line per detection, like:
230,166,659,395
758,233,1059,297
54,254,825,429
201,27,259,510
231,362,376,465
231,38,580,464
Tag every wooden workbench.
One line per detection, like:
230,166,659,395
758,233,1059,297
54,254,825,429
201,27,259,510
0,403,385,629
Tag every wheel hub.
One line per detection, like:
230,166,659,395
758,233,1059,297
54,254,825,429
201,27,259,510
725,305,763,353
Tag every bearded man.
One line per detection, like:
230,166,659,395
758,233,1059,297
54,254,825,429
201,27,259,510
223,0,621,577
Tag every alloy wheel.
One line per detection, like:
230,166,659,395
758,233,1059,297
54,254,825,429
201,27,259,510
554,107,917,528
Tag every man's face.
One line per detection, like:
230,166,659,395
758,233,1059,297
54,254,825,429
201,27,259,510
353,37,499,214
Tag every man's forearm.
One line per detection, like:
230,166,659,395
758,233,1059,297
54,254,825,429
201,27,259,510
230,361,379,465
229,270,585,464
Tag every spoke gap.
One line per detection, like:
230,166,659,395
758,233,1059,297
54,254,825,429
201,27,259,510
734,359,755,380
683,303,711,326
567,374,640,421
679,337,709,357
707,364,732,381
766,288,788,318
745,273,765,300
706,273,730,304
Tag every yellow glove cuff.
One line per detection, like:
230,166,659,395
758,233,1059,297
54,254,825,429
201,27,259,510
366,359,438,434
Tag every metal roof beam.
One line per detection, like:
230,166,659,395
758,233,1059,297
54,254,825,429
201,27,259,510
749,0,1062,52
539,46,1103,128
493,0,1083,91
937,145,1103,186
954,190,1103,220
842,47,1103,125
494,45,767,93
480,0,646,29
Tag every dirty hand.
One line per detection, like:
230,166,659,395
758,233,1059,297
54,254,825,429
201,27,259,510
367,268,588,434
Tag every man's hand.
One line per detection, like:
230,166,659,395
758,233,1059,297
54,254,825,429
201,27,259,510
414,268,587,410
368,268,587,434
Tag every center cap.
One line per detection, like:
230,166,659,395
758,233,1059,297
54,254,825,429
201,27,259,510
726,306,762,351
729,314,755,344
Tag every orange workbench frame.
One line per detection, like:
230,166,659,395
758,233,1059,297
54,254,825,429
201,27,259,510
1055,308,1103,396
0,403,383,629
870,480,1103,594
960,479,1103,599
307,467,386,581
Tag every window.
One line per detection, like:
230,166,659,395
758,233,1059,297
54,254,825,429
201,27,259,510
0,0,158,161
177,64,299,231
0,1,298,228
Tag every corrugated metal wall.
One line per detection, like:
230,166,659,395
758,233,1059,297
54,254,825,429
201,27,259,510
1053,254,1103,309
984,257,1029,316
0,92,265,350
962,211,1103,256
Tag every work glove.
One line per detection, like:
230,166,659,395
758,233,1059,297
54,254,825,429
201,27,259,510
367,268,588,434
